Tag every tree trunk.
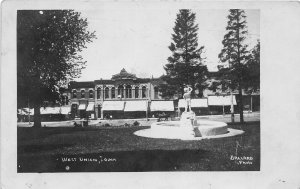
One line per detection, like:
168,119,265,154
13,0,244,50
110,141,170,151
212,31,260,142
32,78,42,128
238,84,244,123
33,102,42,127
236,9,244,123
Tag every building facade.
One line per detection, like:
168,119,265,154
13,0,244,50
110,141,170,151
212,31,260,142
68,69,260,120
69,69,164,119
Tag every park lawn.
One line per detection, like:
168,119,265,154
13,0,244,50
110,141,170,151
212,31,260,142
17,121,260,172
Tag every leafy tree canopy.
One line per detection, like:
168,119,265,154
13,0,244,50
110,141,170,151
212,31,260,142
17,10,96,108
17,10,96,127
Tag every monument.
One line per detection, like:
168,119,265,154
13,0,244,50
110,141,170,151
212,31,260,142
180,85,197,137
134,85,244,140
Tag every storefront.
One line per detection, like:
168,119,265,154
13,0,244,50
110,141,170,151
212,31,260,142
124,101,148,119
178,98,209,116
102,101,125,119
150,100,175,118
208,95,237,115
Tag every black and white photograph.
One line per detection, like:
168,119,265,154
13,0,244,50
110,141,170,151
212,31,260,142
16,7,260,172
1,1,300,188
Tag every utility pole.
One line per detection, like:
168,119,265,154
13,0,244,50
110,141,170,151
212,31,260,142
222,95,225,116
250,94,253,112
28,98,31,125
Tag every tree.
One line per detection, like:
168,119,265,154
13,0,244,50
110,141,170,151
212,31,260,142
160,9,208,99
17,10,96,127
218,9,250,123
244,40,260,92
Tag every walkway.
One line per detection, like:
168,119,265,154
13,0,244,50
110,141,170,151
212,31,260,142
17,112,260,127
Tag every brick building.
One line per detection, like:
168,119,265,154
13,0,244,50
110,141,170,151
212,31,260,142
67,69,260,119
69,68,170,119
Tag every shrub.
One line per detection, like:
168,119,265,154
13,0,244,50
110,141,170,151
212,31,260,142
133,121,140,126
104,123,111,127
73,122,82,128
124,123,130,127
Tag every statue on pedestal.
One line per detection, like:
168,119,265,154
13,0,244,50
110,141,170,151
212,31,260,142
183,85,193,112
180,85,195,137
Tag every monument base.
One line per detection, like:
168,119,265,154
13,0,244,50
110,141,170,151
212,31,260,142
180,111,196,137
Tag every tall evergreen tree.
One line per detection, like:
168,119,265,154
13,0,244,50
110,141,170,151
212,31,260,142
218,9,250,123
160,9,208,99
17,10,96,127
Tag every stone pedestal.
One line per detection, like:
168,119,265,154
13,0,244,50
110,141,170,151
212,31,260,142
180,111,196,137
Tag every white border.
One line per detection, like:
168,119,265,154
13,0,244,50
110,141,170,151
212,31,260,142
1,1,300,189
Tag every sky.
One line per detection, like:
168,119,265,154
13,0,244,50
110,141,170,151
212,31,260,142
76,7,259,81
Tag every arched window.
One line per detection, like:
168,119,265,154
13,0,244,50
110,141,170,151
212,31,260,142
118,85,124,98
105,87,109,99
135,86,139,98
72,90,77,98
97,88,101,99
111,87,115,99
81,90,85,98
154,86,159,99
125,85,132,98
142,86,147,98
89,90,94,98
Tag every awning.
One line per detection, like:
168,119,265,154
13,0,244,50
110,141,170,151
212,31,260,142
18,108,34,115
40,107,60,114
78,104,86,110
208,95,237,106
86,103,95,111
124,101,147,112
150,101,174,111
60,107,71,114
178,99,208,108
18,107,71,115
102,101,125,111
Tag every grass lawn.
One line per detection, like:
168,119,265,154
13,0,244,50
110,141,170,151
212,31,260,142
17,121,260,172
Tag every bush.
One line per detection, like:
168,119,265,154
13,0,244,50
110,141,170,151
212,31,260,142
103,123,111,127
133,121,140,126
124,123,130,127
73,122,82,128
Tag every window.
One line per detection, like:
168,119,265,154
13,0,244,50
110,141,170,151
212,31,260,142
105,87,109,99
118,85,124,98
111,87,115,99
72,90,77,98
142,86,147,98
97,88,101,99
154,86,159,99
62,95,69,105
135,86,139,98
89,90,94,98
65,96,69,105
125,85,132,98
81,90,85,98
